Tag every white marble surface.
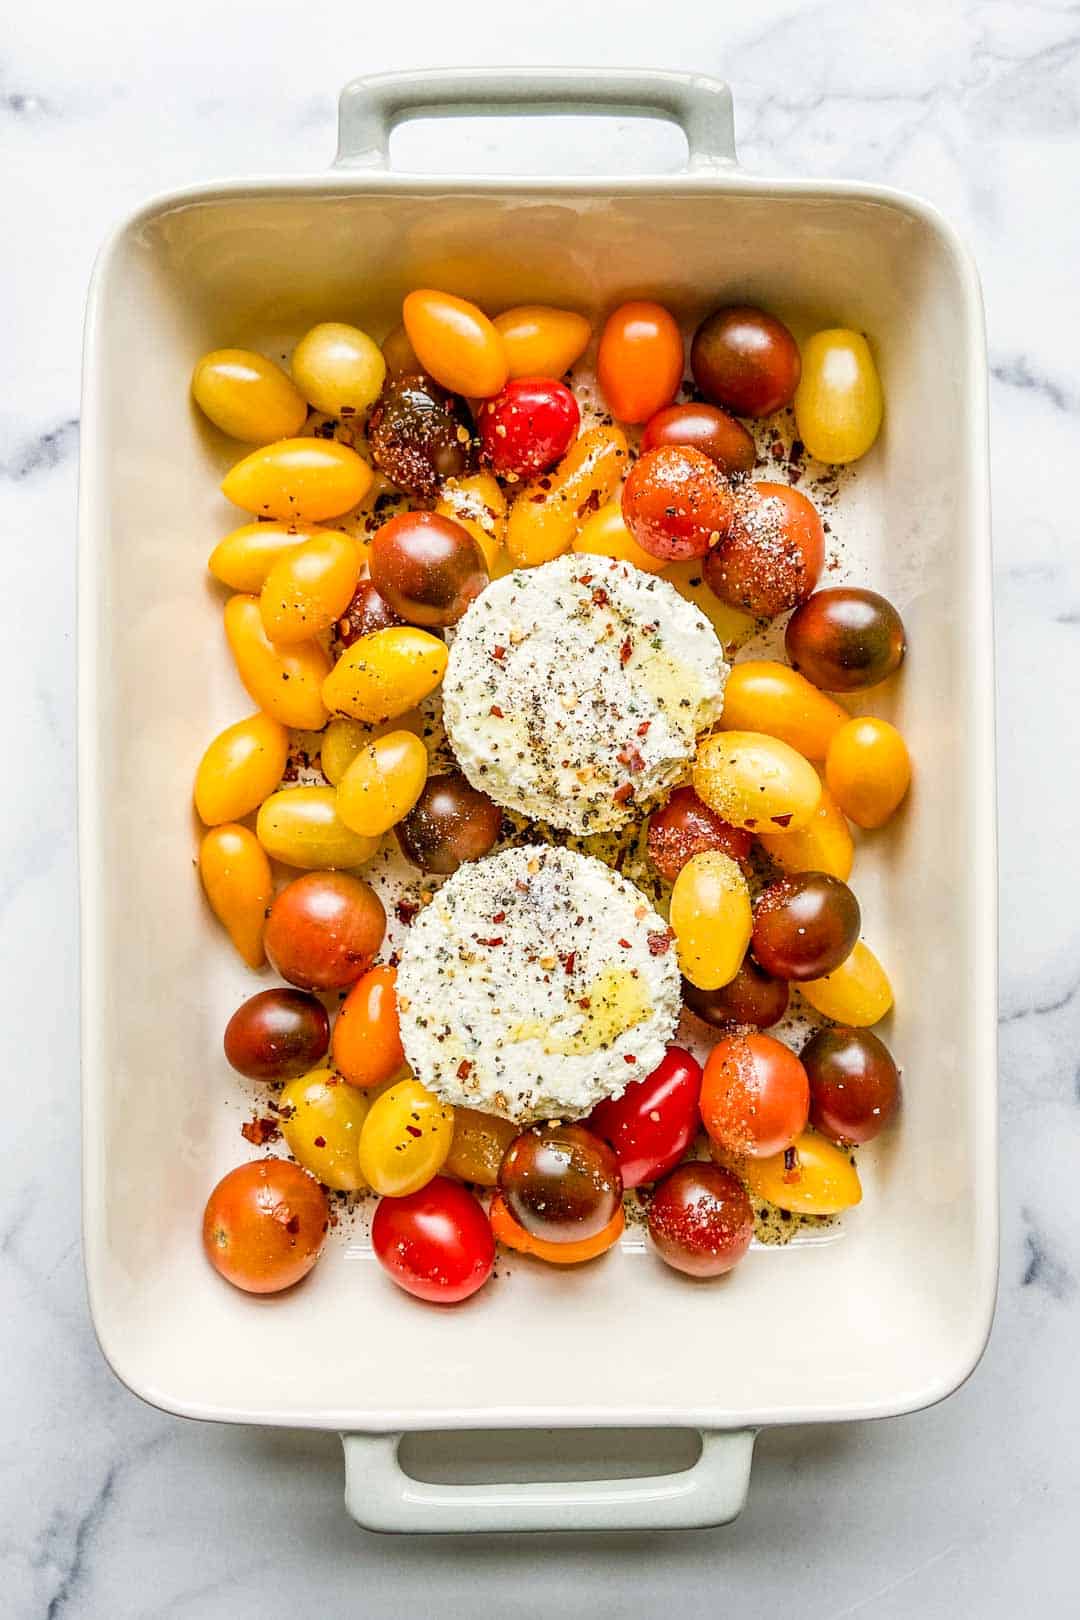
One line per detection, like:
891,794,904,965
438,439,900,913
3,0,1078,1610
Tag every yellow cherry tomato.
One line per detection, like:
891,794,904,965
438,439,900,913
506,425,629,568
826,717,911,829
209,523,330,592
572,500,666,574
279,1070,370,1192
256,785,379,870
336,730,429,837
794,329,883,465
493,305,592,379
258,530,362,644
191,349,307,444
719,660,847,760
323,627,448,724
198,823,272,969
224,594,330,730
757,785,854,881
664,558,755,649
194,712,288,826
402,289,508,399
320,716,372,786
720,1130,862,1214
693,730,822,833
357,1075,454,1197
669,850,753,991
444,1107,518,1187
290,322,386,417
799,940,893,1026
221,438,372,522
435,473,507,573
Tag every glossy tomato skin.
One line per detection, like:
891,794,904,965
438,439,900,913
588,1046,702,1188
682,953,790,1030
371,1176,495,1303
785,587,906,692
803,1025,900,1145
647,1162,754,1277
477,377,580,480
691,305,801,418
395,772,502,875
333,579,403,651
264,871,386,991
597,300,683,424
367,373,474,498
621,444,736,562
369,510,488,628
202,1159,329,1294
499,1123,622,1242
704,482,824,619
700,1030,810,1158
647,785,753,883
223,988,330,1081
752,871,861,982
331,963,404,1088
641,402,756,475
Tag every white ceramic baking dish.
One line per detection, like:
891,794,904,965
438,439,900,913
79,68,997,1533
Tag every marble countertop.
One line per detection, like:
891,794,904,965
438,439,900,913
4,0,1077,1611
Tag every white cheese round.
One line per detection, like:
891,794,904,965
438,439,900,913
442,554,729,834
396,845,681,1123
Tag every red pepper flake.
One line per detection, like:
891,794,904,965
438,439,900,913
617,745,645,773
617,938,632,949
647,928,674,956
636,720,651,737
578,997,592,1010
619,637,634,666
492,910,506,924
457,1059,473,1080
624,1054,637,1064
577,573,594,586
240,1115,280,1146
562,951,576,975
613,782,634,805
405,1125,423,1139
782,1145,801,1184
515,879,529,893
395,898,420,925
476,936,505,947
313,1135,326,1148
491,645,506,660
489,704,504,718
591,587,609,606
771,812,793,828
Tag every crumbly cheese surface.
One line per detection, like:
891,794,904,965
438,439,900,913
442,555,729,834
396,845,681,1122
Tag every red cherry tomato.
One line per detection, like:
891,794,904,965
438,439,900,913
588,1046,702,1188
647,785,753,883
641,402,756,475
700,1030,809,1158
597,300,683,424
371,1176,495,1303
202,1159,329,1294
621,444,736,562
647,1162,754,1277
704,481,824,619
264,871,386,991
476,377,580,480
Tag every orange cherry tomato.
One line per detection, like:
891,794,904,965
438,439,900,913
825,716,912,828
700,1030,810,1158
202,1160,328,1294
198,823,273,969
572,500,666,574
597,300,683,424
331,964,405,1088
493,305,592,379
489,1193,625,1264
402,289,508,398
221,438,372,523
259,530,362,644
719,660,848,760
223,594,330,730
194,711,289,826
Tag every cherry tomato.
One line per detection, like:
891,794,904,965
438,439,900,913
369,510,488,628
256,785,379,870
757,786,854,882
367,373,474,497
506,424,628,568
333,580,404,652
752,872,861,982
621,445,736,562
694,729,823,833
224,595,330,731
499,1123,622,1242
402,289,508,398
588,1046,702,1188
199,823,273,969
322,626,449,724
802,1025,900,1145
279,1069,370,1191
641,402,756,475
264,871,386,991
259,530,362,644
669,850,753,992
476,377,580,479
202,1160,328,1294
357,1076,454,1197
799,939,893,1027
785,587,906,691
331,964,404,1088
691,305,801,417
223,988,330,1081
444,1106,518,1187
209,522,327,593
572,499,666,574
717,1129,861,1215
703,482,824,619
194,712,289,827
381,323,421,378
372,1176,495,1303
435,472,508,573
490,1192,624,1265
290,321,385,417
718,660,847,761
395,772,502,874
647,785,752,883
647,1162,754,1278
192,349,307,444
221,438,372,522
825,717,911,829
700,1030,809,1158
682,953,789,1030
493,305,592,379
336,728,428,838
597,300,683,424
794,329,883,465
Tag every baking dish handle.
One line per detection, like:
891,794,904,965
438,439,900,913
335,68,736,174
341,1427,755,1533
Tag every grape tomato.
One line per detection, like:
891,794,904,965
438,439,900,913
323,626,449,725
435,472,508,573
372,1177,495,1303
752,871,861,982
444,1107,518,1187
499,1123,622,1242
493,305,592,379
757,786,854,882
825,717,911,829
647,785,753,883
785,587,906,692
331,964,404,1089
802,1025,900,1145
290,321,385,417
794,329,883,465
369,510,488,628
209,522,325,593
799,939,894,1027
357,1075,454,1198
572,500,666,574
336,729,429,838
395,771,502,874
597,300,683,424
703,482,824,619
224,594,330,731
476,377,580,480
402,289,508,399
223,988,330,1081
259,530,362,644
199,824,272,969
221,438,372,522
719,660,847,761
669,850,753,992
694,730,822,833
682,953,789,1031
256,785,379,871
194,712,288,827
506,424,628,568
588,1046,702,1188
279,1069,370,1191
192,348,307,444
367,373,475,497
721,1129,862,1215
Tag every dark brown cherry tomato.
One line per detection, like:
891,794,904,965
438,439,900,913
803,1025,900,1145
371,1176,495,1303
647,785,753,883
691,305,801,418
367,373,474,497
264,871,386,991
752,871,860,982
223,987,330,1081
499,1123,622,1242
476,377,580,480
785,587,907,692
588,1046,702,1188
700,1030,809,1157
333,578,403,651
369,510,488,628
682,953,790,1030
647,1162,754,1278
704,481,824,619
203,1159,329,1294
621,444,736,562
395,772,502,875
641,402,756,476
